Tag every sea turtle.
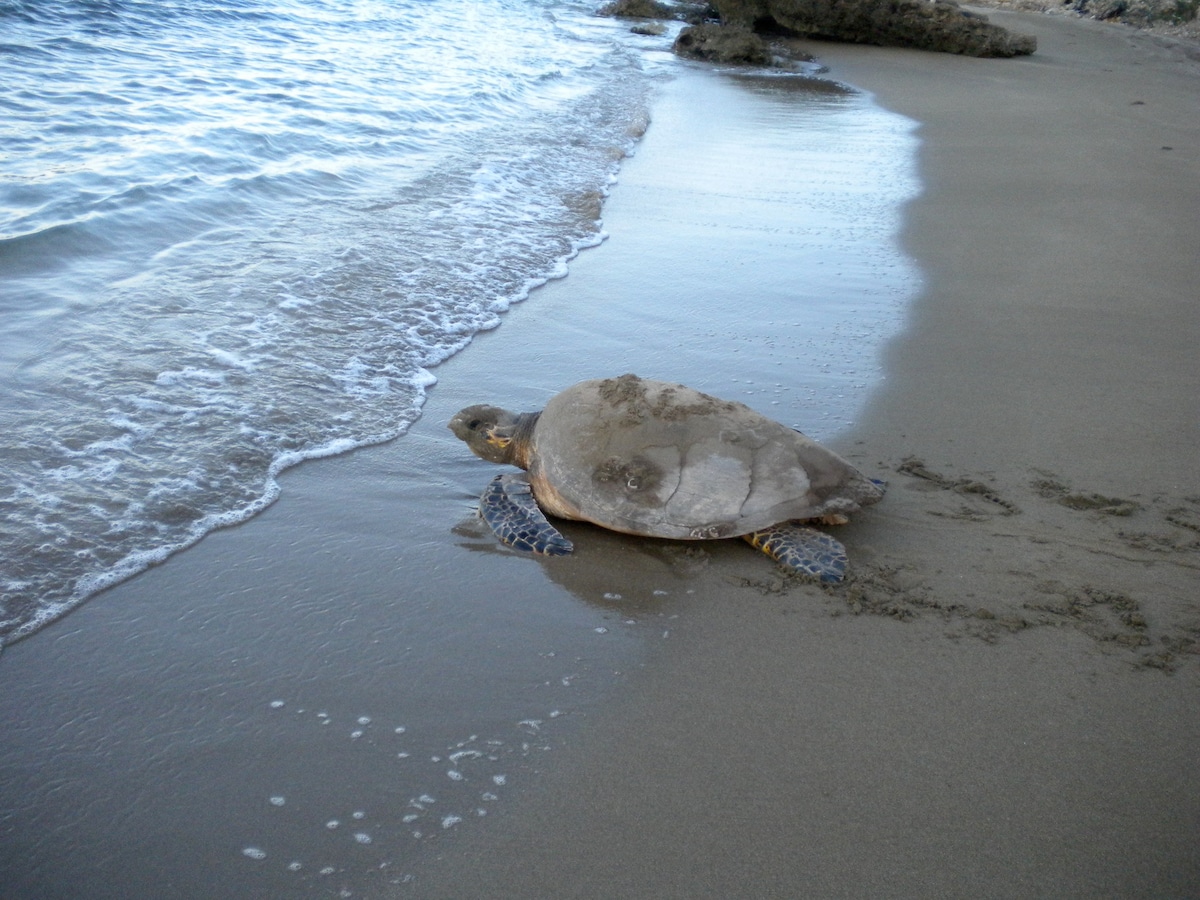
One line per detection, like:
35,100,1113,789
448,374,884,582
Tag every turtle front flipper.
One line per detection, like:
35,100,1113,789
479,472,573,556
744,524,848,583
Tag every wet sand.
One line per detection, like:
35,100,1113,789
2,9,1199,899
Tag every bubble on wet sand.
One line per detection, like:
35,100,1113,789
287,861,303,871
269,700,285,709
242,847,267,860
237,687,585,878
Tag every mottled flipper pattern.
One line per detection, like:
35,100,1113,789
745,524,848,583
479,472,573,556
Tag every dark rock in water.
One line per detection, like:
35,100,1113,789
598,0,719,24
673,23,775,63
596,0,678,18
631,22,669,35
712,0,1037,56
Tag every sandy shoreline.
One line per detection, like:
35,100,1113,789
2,9,1198,898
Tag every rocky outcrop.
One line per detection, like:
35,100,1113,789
673,22,775,63
712,0,1037,56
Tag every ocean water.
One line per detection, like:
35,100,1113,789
0,0,660,644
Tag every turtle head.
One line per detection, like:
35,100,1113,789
448,404,538,468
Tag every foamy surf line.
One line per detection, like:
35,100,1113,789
1,213,621,647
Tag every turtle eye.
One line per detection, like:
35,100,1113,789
468,419,481,430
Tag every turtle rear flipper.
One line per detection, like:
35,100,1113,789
745,524,847,583
480,472,573,556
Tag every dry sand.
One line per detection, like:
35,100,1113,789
1,9,1198,899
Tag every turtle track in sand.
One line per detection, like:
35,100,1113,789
736,457,1200,673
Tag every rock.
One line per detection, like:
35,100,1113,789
712,0,1038,56
598,0,719,24
1085,0,1130,18
1065,0,1199,25
673,22,776,62
596,0,679,18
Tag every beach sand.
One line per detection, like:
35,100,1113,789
2,9,1198,899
